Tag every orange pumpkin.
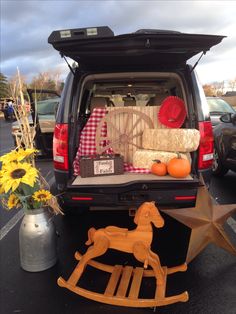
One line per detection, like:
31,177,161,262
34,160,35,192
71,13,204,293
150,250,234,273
167,153,191,178
151,160,167,176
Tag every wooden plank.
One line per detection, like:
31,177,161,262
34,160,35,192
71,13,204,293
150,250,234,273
64,281,189,307
128,267,143,299
58,267,188,307
155,267,167,300
104,265,122,296
67,261,84,286
116,266,133,297
74,251,160,277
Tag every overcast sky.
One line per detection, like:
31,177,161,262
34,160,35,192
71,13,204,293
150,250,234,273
1,0,236,84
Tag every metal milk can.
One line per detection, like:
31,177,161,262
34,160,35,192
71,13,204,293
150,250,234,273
19,208,57,272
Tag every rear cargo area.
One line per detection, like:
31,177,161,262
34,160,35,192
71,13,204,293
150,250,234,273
72,72,200,187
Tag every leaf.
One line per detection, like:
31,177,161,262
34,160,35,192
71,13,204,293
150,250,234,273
32,199,42,209
20,182,37,196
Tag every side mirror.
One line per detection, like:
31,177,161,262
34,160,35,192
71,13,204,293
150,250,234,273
220,113,236,125
220,113,232,123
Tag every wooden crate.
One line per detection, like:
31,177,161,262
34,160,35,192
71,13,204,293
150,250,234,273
80,154,124,178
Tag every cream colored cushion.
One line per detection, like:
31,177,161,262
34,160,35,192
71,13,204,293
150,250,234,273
142,128,200,153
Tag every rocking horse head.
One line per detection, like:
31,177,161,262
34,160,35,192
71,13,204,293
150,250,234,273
134,201,164,228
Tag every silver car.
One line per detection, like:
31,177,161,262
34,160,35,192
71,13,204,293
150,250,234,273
12,94,60,157
207,97,236,127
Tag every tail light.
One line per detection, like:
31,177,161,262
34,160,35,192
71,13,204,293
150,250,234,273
175,196,196,201
198,121,214,169
53,123,69,170
71,196,93,201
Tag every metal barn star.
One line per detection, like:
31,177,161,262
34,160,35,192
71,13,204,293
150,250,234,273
162,185,236,263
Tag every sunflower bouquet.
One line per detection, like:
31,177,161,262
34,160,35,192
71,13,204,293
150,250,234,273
0,148,62,214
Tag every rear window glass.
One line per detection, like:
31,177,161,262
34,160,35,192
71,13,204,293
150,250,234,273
79,73,185,115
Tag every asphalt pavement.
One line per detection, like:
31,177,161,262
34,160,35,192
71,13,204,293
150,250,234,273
0,116,236,314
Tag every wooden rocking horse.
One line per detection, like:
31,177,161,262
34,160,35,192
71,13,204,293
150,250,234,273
58,201,189,308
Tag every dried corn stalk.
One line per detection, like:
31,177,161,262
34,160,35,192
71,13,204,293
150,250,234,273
12,68,37,166
9,68,63,215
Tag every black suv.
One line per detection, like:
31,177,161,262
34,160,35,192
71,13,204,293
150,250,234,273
48,26,224,213
212,113,236,176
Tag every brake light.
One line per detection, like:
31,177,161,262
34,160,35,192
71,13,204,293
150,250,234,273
71,197,93,201
175,196,196,200
53,123,69,170
198,121,214,169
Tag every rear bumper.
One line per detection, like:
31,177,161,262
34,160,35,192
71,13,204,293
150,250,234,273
59,179,200,211
54,168,212,211
60,188,198,210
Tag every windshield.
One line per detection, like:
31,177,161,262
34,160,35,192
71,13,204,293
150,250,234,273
207,98,235,114
36,98,60,115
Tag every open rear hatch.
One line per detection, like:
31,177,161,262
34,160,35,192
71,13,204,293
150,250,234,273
49,27,223,207
48,26,225,69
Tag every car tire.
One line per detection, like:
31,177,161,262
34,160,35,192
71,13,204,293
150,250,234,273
212,145,228,176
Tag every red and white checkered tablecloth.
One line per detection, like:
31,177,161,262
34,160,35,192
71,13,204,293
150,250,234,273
73,108,150,175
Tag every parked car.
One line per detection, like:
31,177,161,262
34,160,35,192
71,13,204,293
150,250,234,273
1,99,16,121
212,113,236,176
48,26,225,214
206,97,236,127
12,89,60,157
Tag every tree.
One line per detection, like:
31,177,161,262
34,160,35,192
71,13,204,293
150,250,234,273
0,72,10,98
228,77,236,91
29,71,62,94
8,71,27,101
203,84,215,96
211,81,225,96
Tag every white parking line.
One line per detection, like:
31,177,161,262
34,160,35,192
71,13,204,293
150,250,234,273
227,217,236,233
0,209,24,241
48,176,54,187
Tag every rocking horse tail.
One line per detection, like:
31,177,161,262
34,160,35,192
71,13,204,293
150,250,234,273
85,227,96,245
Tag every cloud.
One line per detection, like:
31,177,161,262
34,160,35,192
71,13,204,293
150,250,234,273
1,0,236,83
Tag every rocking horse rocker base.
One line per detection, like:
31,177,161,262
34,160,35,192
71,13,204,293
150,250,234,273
58,202,189,308
58,252,188,308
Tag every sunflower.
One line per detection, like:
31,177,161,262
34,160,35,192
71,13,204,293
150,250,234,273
33,189,52,202
0,162,38,193
0,171,3,194
0,184,4,194
7,194,20,209
0,148,38,164
0,150,19,164
16,148,38,161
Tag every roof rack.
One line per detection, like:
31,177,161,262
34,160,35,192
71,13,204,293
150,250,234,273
48,26,114,44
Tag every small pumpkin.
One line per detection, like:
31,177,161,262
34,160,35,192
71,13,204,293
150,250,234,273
151,160,167,176
167,153,191,178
